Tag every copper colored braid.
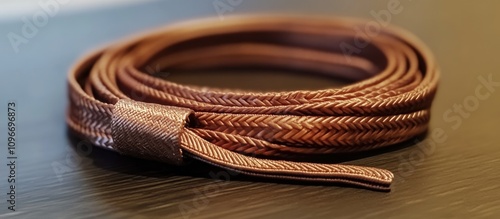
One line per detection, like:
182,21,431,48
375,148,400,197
66,16,439,191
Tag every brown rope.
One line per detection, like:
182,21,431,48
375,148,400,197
66,16,439,191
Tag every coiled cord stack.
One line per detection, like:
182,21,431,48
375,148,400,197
67,16,439,191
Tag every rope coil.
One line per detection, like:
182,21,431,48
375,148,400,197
67,16,439,191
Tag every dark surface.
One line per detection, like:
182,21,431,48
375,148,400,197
1,0,499,218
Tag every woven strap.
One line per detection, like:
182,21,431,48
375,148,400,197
66,16,439,191
111,99,193,165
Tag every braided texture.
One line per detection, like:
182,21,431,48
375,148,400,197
66,16,439,191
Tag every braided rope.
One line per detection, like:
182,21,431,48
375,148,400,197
66,16,439,191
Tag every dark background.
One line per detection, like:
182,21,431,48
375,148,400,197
0,0,499,218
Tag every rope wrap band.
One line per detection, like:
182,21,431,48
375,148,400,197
111,99,193,165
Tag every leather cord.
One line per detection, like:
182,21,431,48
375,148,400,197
67,16,439,191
